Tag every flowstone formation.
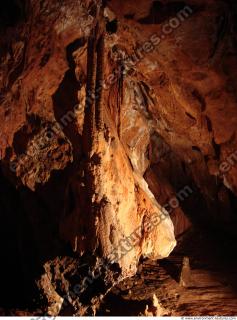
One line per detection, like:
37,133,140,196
0,0,237,316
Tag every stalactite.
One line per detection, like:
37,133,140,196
83,2,106,153
117,63,124,137
95,32,105,131
107,45,125,138
83,23,98,155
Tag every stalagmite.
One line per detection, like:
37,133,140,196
1,0,237,316
179,256,191,288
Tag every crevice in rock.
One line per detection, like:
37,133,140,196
205,115,212,132
185,112,196,122
53,38,86,162
106,19,118,34
192,146,201,153
1,0,237,316
212,138,221,160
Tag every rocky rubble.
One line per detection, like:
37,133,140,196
0,0,237,315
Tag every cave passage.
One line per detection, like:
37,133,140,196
1,0,237,317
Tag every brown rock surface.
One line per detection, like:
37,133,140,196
0,0,237,316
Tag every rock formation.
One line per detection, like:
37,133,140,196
0,0,237,316
179,256,191,287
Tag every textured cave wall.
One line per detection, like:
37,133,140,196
107,0,237,228
0,0,237,315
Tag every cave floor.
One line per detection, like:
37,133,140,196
97,228,237,316
1,228,237,316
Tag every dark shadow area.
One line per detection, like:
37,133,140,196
13,115,42,155
1,0,237,316
0,0,27,29
98,227,237,316
97,293,149,316
0,167,39,309
106,19,118,34
138,1,191,24
176,228,237,295
159,259,180,282
52,38,86,162
0,159,75,311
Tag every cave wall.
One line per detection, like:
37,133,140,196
0,0,237,315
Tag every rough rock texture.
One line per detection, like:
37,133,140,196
97,229,237,316
1,0,237,316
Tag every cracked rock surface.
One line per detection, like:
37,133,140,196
0,0,237,316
